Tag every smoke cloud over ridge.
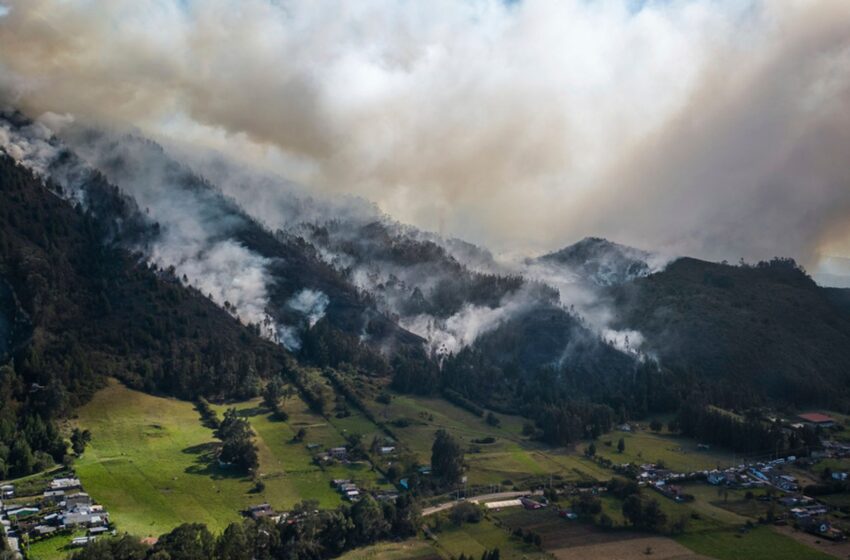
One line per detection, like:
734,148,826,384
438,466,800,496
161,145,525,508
2,0,850,272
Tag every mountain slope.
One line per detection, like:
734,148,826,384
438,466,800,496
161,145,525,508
59,128,423,355
0,151,287,402
608,257,850,406
538,236,660,286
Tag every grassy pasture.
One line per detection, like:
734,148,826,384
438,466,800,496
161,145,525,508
336,540,440,560
368,392,607,486
588,428,738,473
25,530,87,560
74,380,390,537
676,526,835,560
426,515,548,560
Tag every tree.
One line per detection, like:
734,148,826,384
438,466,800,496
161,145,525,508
67,535,148,559
220,435,259,472
649,419,662,433
450,501,482,525
293,427,307,442
351,495,390,545
641,499,667,531
622,494,643,527
617,437,625,453
71,428,92,455
216,408,258,471
431,429,464,483
153,523,216,560
9,437,34,477
585,442,596,457
216,521,252,560
262,378,284,410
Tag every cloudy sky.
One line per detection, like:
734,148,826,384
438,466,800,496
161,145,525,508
1,0,850,280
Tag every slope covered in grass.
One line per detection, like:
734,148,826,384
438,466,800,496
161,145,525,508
75,380,391,536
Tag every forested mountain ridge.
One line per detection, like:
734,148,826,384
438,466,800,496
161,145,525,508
61,128,424,357
0,152,288,478
607,256,850,407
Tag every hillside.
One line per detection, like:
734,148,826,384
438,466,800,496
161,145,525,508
0,150,291,479
537,237,658,286
59,128,423,356
608,257,850,407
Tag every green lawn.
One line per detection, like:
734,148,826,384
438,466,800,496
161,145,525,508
677,526,835,560
75,380,390,537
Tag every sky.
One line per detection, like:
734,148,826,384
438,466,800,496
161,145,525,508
1,0,850,282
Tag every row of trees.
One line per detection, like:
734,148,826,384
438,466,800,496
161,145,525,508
673,403,819,454
70,495,420,560
216,409,259,472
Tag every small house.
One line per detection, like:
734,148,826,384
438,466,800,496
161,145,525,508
66,492,92,508
328,447,348,459
71,536,96,548
43,490,65,502
707,471,726,485
32,525,56,537
50,478,82,491
246,503,274,520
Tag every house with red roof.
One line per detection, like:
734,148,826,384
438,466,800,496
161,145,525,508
798,413,836,428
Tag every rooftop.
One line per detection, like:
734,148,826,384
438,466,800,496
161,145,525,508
799,413,836,424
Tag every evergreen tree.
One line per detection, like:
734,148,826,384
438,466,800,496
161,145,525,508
431,429,464,483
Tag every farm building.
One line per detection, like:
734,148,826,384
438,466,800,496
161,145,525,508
798,413,836,428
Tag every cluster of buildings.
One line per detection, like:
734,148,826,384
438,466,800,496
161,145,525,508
705,457,800,492
0,475,112,557
332,478,362,502
631,450,847,541
311,445,351,465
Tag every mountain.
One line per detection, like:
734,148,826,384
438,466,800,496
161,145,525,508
538,236,660,286
7,108,850,428
607,257,850,407
57,128,423,356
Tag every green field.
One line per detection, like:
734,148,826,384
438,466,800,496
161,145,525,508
75,380,388,536
336,540,439,560
368,392,607,486
588,428,738,472
25,531,84,560
676,526,835,560
426,517,548,560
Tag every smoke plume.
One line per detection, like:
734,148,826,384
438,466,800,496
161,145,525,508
2,0,850,276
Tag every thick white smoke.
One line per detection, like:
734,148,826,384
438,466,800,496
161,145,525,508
0,116,280,339
2,0,850,276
